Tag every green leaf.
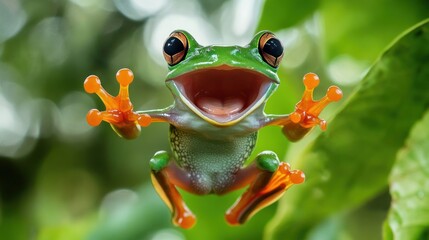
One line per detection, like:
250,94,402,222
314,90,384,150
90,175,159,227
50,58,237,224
322,0,429,61
257,0,320,31
265,19,429,239
384,111,429,240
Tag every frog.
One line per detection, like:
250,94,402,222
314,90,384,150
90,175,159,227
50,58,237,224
83,30,343,229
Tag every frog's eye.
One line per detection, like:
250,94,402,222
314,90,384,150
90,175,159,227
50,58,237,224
163,32,188,66
258,32,284,68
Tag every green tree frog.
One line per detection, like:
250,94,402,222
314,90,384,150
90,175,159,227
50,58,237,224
83,30,342,229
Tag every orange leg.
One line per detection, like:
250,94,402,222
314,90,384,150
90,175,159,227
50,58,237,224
149,151,196,229
225,151,305,225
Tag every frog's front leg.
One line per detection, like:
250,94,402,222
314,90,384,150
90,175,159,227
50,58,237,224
224,151,304,225
267,73,343,141
84,68,156,139
149,151,196,229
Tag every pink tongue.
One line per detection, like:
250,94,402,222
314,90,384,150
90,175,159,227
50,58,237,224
196,96,245,115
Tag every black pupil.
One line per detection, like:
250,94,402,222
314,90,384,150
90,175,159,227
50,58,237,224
164,37,184,56
263,38,283,57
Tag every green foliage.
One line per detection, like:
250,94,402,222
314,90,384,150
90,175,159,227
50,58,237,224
384,112,429,239
259,0,429,62
266,20,429,239
321,0,429,61
257,0,320,31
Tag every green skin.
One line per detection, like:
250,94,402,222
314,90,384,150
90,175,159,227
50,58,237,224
134,30,303,195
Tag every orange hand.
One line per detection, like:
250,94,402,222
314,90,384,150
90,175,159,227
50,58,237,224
83,68,152,128
291,73,342,130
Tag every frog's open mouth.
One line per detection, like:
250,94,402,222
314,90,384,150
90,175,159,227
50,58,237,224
170,67,274,125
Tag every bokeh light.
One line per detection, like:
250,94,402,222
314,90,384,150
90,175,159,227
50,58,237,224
0,0,27,43
114,0,169,20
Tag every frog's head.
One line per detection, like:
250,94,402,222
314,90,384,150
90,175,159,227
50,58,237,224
163,30,284,126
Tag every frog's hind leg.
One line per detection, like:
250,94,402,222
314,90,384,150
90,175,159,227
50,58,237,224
149,151,196,229
225,151,305,225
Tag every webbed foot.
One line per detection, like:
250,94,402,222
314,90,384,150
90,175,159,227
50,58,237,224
150,151,196,229
225,152,304,225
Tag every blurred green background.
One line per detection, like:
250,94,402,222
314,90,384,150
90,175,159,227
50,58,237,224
0,0,428,239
